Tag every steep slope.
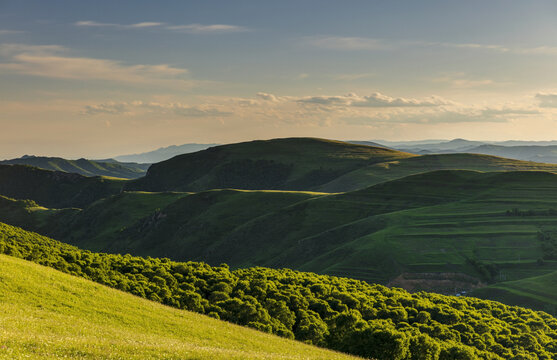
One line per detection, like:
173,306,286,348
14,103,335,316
125,137,416,192
0,254,357,360
1,155,148,179
4,170,557,313
2,222,556,360
0,164,124,208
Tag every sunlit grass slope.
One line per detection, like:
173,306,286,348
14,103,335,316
0,254,358,360
2,222,556,360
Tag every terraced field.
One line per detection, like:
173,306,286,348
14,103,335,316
2,169,557,313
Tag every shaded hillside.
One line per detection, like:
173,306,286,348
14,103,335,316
0,256,357,360
1,155,148,179
5,170,557,313
125,137,416,192
2,222,556,360
124,138,557,193
0,164,124,208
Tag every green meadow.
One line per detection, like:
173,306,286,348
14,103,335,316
0,254,358,360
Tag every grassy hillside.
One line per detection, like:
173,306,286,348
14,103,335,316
0,254,358,360
317,152,557,192
125,137,416,192
0,164,124,208
0,155,148,179
4,170,557,314
124,137,557,193
2,222,556,360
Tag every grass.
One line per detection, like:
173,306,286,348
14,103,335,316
0,254,359,360
0,164,125,208
4,169,557,313
471,270,557,314
124,138,557,193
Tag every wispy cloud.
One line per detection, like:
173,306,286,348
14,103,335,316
166,24,248,33
83,100,232,117
0,30,26,35
536,93,557,108
296,92,454,107
432,73,497,88
0,43,190,86
305,36,387,51
75,20,248,34
306,36,557,55
75,20,163,28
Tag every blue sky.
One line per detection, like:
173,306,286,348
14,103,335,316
1,0,557,158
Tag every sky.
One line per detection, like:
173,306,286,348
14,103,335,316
2,0,557,158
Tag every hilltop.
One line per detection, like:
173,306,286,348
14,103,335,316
1,222,556,360
124,137,415,192
124,138,557,193
1,155,149,179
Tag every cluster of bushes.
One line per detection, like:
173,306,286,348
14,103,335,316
1,222,556,360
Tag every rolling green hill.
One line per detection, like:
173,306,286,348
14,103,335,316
1,155,149,179
124,137,416,192
3,170,557,314
0,256,357,360
0,164,124,208
124,137,557,193
2,222,556,360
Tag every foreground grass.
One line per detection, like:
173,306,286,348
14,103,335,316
0,254,358,360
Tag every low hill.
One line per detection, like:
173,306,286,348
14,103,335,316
2,222,556,360
317,152,557,192
0,256,357,359
1,155,148,179
114,143,218,163
4,170,557,313
0,164,124,208
124,137,416,192
124,138,557,193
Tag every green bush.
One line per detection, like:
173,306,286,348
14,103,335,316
1,222,556,360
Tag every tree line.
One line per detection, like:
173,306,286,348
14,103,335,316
0,222,555,360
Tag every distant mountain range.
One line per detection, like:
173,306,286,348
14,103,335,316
368,138,557,163
113,143,218,163
0,155,149,179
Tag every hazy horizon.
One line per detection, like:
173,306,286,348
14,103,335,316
2,0,557,158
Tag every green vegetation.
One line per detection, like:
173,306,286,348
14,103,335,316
0,164,124,208
1,222,556,360
0,155,149,179
0,255,358,360
3,169,557,313
125,137,416,192
124,138,557,193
